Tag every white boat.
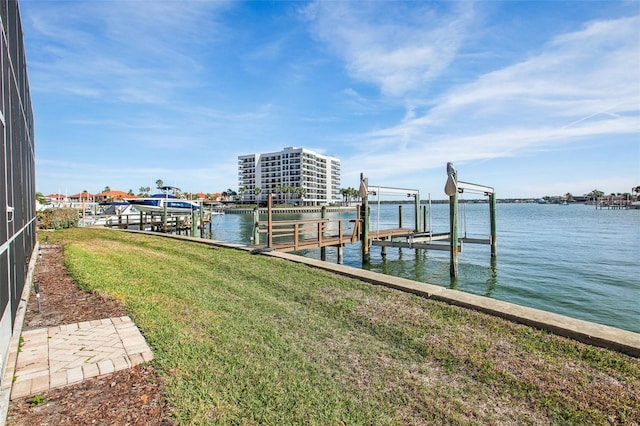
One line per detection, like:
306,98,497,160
126,186,200,214
81,202,139,226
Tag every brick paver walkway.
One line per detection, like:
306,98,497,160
6,316,153,400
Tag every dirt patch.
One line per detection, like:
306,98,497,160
6,243,174,425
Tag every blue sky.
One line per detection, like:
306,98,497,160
21,0,640,199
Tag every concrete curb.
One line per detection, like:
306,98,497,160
123,230,640,357
267,251,640,357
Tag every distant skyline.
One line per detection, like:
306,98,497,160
21,1,639,199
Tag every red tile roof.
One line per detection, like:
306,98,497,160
94,190,136,200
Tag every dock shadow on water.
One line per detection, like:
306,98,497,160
362,249,499,298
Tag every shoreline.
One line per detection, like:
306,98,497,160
126,229,640,358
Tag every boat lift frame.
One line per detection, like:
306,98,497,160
366,184,422,235
359,167,496,274
445,162,497,278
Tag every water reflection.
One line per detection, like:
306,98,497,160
485,256,497,297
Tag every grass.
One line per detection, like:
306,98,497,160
41,228,640,425
26,394,46,407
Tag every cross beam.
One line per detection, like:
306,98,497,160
457,181,494,195
367,185,419,196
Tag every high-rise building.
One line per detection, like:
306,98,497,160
238,147,340,206
0,0,37,384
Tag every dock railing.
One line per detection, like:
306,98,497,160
257,217,359,252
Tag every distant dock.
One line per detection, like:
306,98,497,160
224,206,357,215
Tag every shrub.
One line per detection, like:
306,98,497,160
38,208,79,230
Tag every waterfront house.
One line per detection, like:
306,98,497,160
94,190,135,202
69,191,96,202
45,193,69,204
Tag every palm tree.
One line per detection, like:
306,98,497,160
294,187,307,205
633,186,640,200
225,188,237,202
340,188,349,205
341,187,358,206
587,189,604,204
255,187,263,205
138,186,151,197
155,179,164,188
103,186,111,193
239,187,246,204
274,185,284,204
349,187,359,204
285,185,295,205
35,192,46,205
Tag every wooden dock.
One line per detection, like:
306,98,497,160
256,166,496,275
258,218,360,252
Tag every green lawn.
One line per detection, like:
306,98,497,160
41,228,639,425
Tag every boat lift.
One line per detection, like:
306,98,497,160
445,162,497,278
359,165,496,278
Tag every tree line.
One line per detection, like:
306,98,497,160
542,187,640,203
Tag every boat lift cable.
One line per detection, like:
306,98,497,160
428,193,432,243
368,185,420,237
457,180,494,239
377,192,381,237
462,199,467,238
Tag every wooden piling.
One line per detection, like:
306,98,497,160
253,207,260,245
449,189,459,278
490,193,497,257
267,194,273,248
191,209,197,237
199,201,205,238
321,206,327,261
398,205,403,228
162,203,168,232
360,174,370,264
414,192,421,232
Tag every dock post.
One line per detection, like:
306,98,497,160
267,194,273,248
199,201,205,238
321,206,327,261
445,163,459,278
337,246,343,264
359,174,370,264
139,211,143,231
191,209,197,237
450,191,459,278
489,192,497,257
162,203,168,232
414,192,421,232
253,207,260,245
422,206,428,234
397,205,403,256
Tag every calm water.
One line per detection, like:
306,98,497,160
208,203,640,333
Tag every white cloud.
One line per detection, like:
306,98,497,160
303,1,476,97
342,14,640,180
25,1,230,104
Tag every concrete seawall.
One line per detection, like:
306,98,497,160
125,230,640,358
223,206,357,214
